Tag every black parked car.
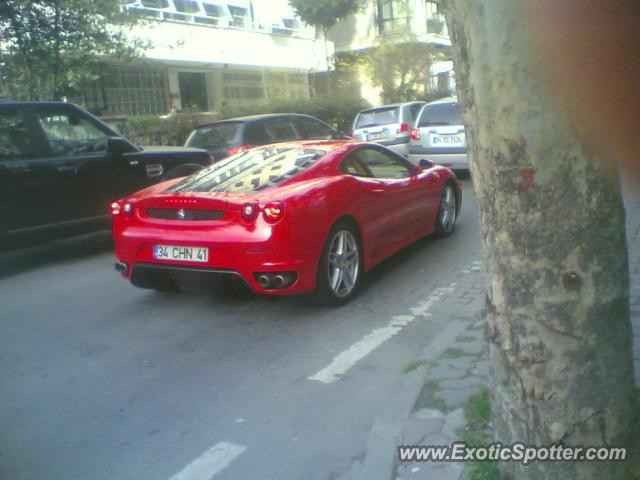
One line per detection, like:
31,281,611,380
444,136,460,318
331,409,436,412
185,113,351,162
0,100,210,249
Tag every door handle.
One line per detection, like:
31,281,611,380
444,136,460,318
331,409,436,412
146,164,164,177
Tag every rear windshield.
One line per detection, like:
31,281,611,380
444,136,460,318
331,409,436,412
186,122,242,148
165,147,325,193
418,102,464,127
355,107,399,128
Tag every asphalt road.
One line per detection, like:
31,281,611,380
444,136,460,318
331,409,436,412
0,178,481,480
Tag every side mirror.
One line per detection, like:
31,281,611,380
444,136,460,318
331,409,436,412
419,158,435,170
107,137,135,158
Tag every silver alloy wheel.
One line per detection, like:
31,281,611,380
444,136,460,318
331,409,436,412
439,185,456,233
328,230,360,298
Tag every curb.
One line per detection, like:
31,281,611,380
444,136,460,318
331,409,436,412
348,314,477,480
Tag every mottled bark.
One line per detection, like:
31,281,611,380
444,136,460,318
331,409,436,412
444,1,637,478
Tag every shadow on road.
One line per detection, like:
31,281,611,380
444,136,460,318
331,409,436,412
0,231,113,280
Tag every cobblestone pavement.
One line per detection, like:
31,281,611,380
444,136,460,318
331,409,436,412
394,318,487,480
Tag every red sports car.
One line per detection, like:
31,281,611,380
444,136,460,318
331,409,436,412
111,140,461,305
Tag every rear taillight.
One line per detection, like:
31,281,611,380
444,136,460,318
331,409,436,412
263,201,284,223
241,201,260,222
397,123,409,134
111,201,133,216
227,144,252,156
410,128,420,140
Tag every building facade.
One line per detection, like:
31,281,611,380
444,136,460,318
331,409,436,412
80,0,327,116
328,0,454,106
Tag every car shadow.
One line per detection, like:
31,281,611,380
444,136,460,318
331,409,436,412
0,231,113,280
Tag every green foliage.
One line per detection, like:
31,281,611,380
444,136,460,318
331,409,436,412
442,347,466,359
465,389,491,431
415,378,447,411
401,358,432,373
220,95,370,133
288,0,360,35
0,0,148,101
123,112,221,146
354,34,452,103
459,388,497,480
122,95,370,146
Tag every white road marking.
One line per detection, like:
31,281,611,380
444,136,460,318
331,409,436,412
168,442,246,480
308,281,458,384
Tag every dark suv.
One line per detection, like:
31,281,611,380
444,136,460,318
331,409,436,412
185,113,350,161
0,100,210,248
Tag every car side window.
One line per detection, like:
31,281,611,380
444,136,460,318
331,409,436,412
244,122,272,145
0,109,37,161
263,118,302,142
340,155,371,177
35,109,108,157
352,147,413,179
296,117,335,140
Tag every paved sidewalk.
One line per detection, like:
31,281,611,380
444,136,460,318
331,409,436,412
391,180,640,480
394,317,487,480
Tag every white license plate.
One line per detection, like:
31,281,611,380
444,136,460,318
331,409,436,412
432,134,464,146
367,131,388,141
154,245,209,262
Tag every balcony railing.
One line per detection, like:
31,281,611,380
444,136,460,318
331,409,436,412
122,0,312,39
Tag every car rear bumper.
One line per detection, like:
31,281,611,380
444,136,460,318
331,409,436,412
114,228,320,295
408,153,469,170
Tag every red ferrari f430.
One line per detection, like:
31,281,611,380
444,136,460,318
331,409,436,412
111,141,461,305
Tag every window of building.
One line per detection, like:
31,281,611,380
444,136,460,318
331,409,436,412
228,5,249,27
122,0,308,36
82,65,170,116
202,2,225,17
141,0,169,8
174,0,200,13
222,71,266,103
425,1,446,35
378,0,411,34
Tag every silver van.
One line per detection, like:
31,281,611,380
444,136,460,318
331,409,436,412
408,98,468,170
351,101,425,157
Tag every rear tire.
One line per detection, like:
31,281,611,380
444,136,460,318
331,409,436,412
435,183,457,237
315,221,362,306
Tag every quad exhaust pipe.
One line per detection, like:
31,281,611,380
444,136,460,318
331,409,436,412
272,274,286,289
257,274,270,288
115,261,129,275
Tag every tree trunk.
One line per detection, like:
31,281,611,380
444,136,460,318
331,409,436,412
444,1,637,478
